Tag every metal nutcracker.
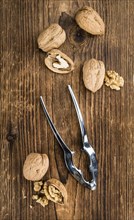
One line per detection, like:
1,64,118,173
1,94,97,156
40,85,98,190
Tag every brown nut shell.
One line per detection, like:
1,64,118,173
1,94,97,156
23,153,49,181
43,178,67,205
37,23,66,52
83,58,105,92
45,49,74,74
75,6,105,35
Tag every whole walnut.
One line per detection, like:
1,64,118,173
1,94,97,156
83,58,105,93
75,6,105,35
37,23,66,52
23,153,49,181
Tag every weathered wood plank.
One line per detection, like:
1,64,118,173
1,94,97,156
0,0,133,220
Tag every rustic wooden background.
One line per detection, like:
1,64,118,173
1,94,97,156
0,0,133,219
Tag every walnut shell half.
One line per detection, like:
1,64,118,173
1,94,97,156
45,49,74,74
23,153,49,181
37,24,66,52
43,178,67,205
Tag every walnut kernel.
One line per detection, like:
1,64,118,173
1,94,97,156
32,195,39,200
36,196,49,207
43,178,67,205
34,181,43,192
104,70,124,90
32,179,67,207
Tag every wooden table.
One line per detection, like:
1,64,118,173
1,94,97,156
0,0,133,219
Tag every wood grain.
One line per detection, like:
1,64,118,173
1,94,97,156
0,0,133,220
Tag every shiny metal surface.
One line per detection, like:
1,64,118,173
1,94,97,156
40,86,98,190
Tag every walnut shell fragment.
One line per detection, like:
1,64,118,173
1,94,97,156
83,58,105,93
23,153,49,181
45,49,74,74
37,24,66,52
75,6,105,35
104,70,124,90
43,178,67,205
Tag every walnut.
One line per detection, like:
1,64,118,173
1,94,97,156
104,70,124,90
43,178,67,205
75,6,105,35
32,179,67,207
37,24,66,52
45,49,74,74
83,58,105,92
23,153,49,181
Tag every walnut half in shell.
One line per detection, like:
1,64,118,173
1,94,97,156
45,49,74,74
43,178,67,205
32,179,67,207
